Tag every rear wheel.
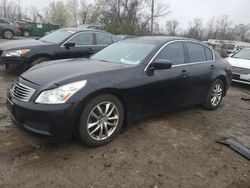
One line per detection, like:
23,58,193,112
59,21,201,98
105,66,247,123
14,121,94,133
78,94,124,147
23,31,30,37
203,79,224,110
2,30,14,39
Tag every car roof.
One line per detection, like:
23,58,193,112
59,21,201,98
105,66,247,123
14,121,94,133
59,28,116,36
127,36,199,45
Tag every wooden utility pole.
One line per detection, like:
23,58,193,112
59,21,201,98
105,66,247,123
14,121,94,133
151,0,154,35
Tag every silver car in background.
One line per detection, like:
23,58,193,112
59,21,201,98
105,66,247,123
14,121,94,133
227,48,250,84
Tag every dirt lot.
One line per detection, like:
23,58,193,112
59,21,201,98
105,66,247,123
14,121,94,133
0,39,249,187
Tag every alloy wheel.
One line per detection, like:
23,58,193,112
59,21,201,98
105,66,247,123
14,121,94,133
87,101,119,141
4,30,13,39
210,83,223,106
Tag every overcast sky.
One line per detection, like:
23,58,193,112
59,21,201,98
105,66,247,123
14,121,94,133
22,0,250,28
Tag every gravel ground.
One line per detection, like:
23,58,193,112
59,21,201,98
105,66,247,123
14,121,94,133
0,39,249,187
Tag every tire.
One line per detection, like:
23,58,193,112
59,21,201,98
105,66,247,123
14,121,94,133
30,57,50,67
203,79,224,111
23,31,30,37
2,30,14,39
78,94,124,147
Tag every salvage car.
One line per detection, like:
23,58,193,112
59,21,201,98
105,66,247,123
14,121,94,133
6,37,232,147
0,28,119,72
227,48,250,85
14,20,33,37
0,17,21,39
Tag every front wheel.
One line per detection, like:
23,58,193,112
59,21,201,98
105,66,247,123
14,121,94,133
23,31,30,37
2,30,14,39
203,79,224,111
78,94,124,147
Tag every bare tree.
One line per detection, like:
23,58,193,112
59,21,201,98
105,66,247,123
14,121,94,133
78,0,92,24
166,18,179,36
48,1,70,27
30,6,39,22
185,18,204,40
67,0,78,26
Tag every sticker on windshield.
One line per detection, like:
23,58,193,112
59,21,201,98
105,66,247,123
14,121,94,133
67,31,76,34
120,58,139,65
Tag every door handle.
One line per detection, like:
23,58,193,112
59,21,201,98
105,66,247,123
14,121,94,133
180,70,189,77
210,65,216,70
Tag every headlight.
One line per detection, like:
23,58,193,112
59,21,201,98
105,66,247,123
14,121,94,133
2,49,30,57
35,80,87,104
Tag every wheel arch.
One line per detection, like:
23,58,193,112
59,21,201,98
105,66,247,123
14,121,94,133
214,75,228,96
30,54,53,62
71,88,129,136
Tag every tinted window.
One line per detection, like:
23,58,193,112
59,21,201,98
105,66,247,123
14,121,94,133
96,33,112,45
186,42,206,63
69,33,93,45
0,19,8,24
155,42,185,65
91,41,156,65
204,47,213,61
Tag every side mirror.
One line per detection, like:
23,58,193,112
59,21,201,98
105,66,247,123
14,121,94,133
64,42,75,49
150,59,172,70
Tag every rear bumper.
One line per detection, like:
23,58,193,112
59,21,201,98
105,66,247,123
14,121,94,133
6,92,81,142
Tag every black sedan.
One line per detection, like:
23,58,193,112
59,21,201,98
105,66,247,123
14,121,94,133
6,37,232,147
0,28,119,72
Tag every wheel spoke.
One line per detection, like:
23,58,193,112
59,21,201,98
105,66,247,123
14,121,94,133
106,121,117,127
107,106,115,117
90,111,99,120
90,124,101,135
108,114,119,120
99,125,103,139
105,103,111,114
97,105,104,116
88,121,99,129
103,123,109,137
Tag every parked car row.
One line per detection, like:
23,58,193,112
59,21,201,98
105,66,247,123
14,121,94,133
0,28,119,72
4,35,233,146
0,18,33,39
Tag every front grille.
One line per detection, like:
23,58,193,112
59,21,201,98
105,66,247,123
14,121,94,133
11,82,35,102
232,66,250,75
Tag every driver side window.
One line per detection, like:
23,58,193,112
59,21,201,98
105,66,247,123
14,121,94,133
69,33,93,46
155,42,185,65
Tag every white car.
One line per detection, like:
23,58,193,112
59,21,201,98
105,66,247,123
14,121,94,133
227,48,250,85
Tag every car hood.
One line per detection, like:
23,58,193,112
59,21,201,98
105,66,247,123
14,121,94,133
0,39,52,51
227,57,250,69
21,58,131,86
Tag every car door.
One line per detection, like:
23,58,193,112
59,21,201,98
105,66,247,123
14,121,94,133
184,42,215,103
142,41,192,115
67,32,95,58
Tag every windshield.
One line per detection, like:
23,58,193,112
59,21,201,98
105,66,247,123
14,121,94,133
90,41,156,65
232,48,250,60
39,30,74,44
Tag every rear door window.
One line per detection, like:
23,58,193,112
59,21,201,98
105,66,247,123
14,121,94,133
96,33,113,45
186,42,206,63
204,46,213,61
0,19,8,24
155,42,185,65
